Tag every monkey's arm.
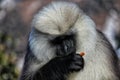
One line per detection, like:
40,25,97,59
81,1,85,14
33,53,84,80
20,33,84,80
20,52,84,80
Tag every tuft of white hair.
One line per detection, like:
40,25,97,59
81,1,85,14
32,1,84,35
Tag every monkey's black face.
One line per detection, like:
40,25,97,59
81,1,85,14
51,34,76,57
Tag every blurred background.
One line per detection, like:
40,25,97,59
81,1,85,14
0,0,120,80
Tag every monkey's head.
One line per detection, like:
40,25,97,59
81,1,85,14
30,1,96,60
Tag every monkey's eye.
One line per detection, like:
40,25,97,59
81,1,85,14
50,36,66,44
50,34,74,44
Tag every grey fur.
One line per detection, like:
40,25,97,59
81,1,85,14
20,1,120,80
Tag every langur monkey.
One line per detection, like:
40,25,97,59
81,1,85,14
20,1,120,80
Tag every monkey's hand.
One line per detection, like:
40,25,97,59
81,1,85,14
51,53,84,73
68,54,84,72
